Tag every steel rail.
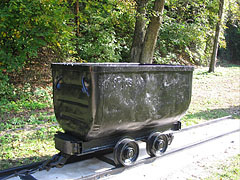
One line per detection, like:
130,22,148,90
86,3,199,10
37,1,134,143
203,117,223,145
0,116,237,180
174,115,232,133
0,150,112,180
0,161,43,180
82,128,240,180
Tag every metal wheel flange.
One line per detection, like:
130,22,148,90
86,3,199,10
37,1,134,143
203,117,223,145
146,132,168,157
113,138,139,167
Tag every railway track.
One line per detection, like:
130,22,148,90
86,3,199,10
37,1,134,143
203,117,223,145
1,116,239,180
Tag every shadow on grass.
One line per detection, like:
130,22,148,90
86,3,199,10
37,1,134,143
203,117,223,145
0,155,52,171
217,61,240,68
183,106,240,123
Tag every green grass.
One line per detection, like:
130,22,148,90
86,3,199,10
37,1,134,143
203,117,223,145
0,64,239,171
182,65,240,127
182,64,240,178
0,86,52,113
0,86,55,131
0,125,62,169
205,154,240,180
0,85,61,170
0,112,56,131
0,123,62,170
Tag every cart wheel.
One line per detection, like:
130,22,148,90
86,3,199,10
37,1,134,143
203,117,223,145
146,132,168,157
113,138,139,167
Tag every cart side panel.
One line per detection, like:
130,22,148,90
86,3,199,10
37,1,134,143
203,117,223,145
51,63,193,141
52,67,93,139
89,71,192,138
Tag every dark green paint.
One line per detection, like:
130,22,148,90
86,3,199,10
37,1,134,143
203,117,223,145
51,63,193,141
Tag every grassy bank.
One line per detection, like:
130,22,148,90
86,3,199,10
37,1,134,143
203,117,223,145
0,86,61,169
206,154,240,180
0,64,239,170
182,64,240,126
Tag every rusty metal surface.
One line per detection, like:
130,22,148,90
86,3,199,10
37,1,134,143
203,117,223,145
51,63,193,141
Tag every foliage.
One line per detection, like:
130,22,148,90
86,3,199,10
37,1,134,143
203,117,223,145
0,73,13,100
0,85,52,113
219,0,240,63
221,21,240,63
0,0,239,102
0,0,73,99
155,0,220,65
0,0,136,99
71,0,135,62
155,16,208,65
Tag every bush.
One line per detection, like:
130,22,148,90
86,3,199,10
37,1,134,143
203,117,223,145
156,17,209,65
0,0,73,99
71,0,135,63
220,21,240,63
154,0,220,65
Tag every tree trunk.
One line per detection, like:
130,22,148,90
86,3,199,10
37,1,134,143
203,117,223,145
130,0,149,62
140,0,165,64
209,0,224,73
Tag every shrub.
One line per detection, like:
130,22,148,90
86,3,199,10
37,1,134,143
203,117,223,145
0,0,73,99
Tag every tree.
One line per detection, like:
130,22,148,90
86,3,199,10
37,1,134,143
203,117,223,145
209,0,225,72
130,0,165,63
0,0,73,99
151,0,224,66
220,0,240,63
130,0,148,63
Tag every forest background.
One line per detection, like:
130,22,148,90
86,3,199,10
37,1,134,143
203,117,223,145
0,0,239,100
